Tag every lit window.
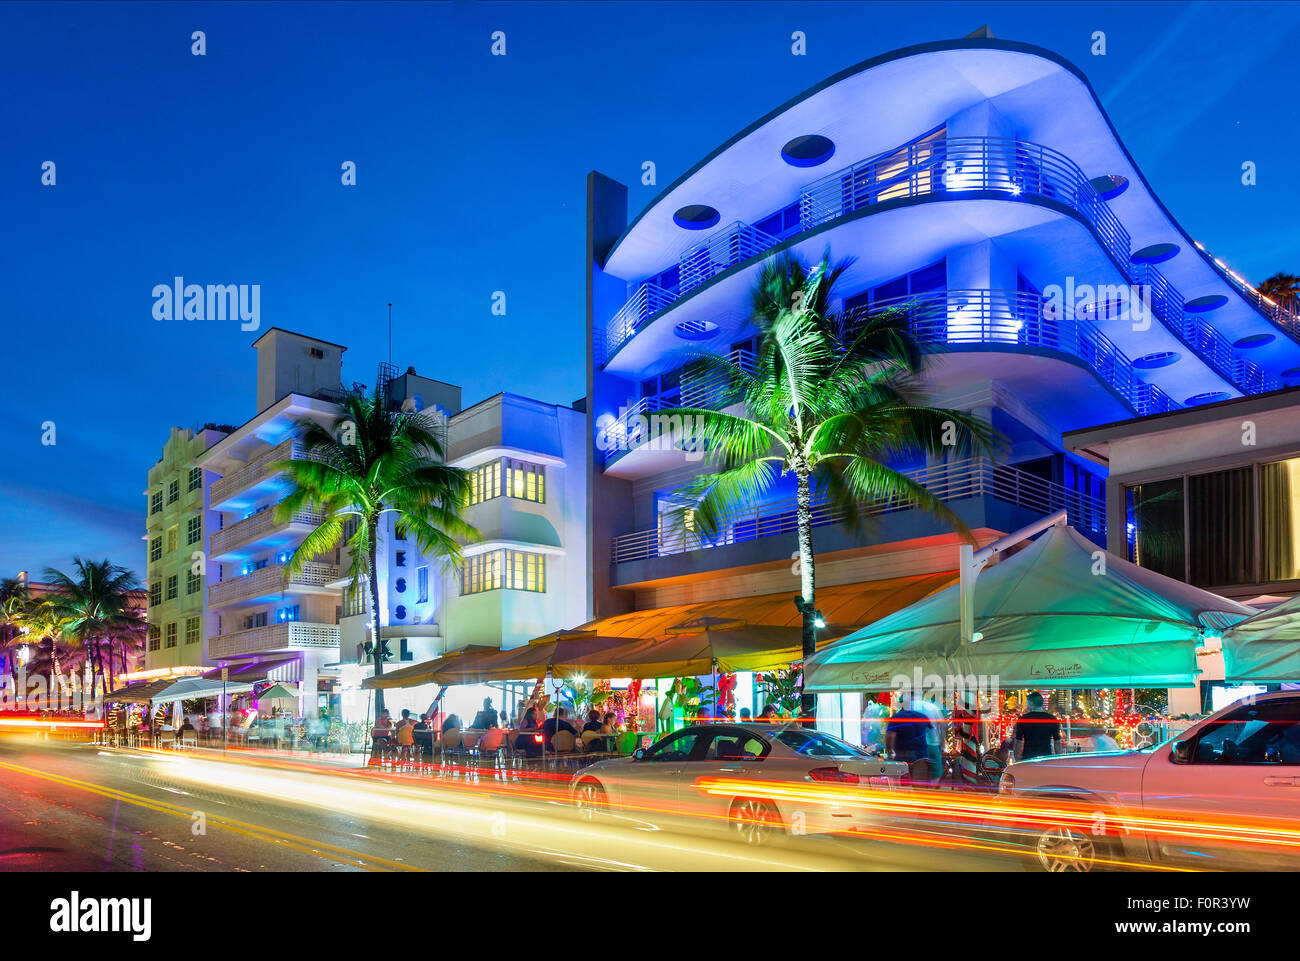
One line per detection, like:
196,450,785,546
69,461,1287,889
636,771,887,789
506,459,545,503
417,566,429,603
468,460,502,505
462,550,545,594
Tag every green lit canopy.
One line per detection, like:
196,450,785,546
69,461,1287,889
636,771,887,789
805,525,1257,692
1223,595,1300,682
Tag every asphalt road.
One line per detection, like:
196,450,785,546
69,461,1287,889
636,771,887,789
0,733,1022,872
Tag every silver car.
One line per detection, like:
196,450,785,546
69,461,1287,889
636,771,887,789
570,722,907,845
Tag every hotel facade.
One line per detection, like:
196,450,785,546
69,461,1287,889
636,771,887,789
584,36,1300,719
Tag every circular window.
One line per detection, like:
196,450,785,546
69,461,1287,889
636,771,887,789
1184,391,1231,407
1133,351,1181,370
674,319,720,341
1185,295,1228,313
1234,333,1275,349
395,605,407,621
395,577,406,593
1131,243,1180,264
1089,174,1129,200
781,135,836,168
673,204,720,230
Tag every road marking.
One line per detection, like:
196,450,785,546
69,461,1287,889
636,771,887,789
0,760,423,873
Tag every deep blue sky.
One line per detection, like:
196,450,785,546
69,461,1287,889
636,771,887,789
3,0,1298,579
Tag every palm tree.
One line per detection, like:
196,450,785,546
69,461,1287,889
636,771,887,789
1257,273,1300,312
274,386,478,719
20,605,78,708
0,577,31,690
43,559,145,701
657,253,997,722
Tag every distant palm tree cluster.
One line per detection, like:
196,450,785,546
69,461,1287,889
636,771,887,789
1258,272,1300,311
0,560,146,704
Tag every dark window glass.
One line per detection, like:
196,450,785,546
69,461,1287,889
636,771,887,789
909,260,946,294
1188,467,1254,586
871,276,908,303
1127,478,1185,580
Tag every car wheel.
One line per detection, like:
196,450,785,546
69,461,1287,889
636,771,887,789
729,797,784,846
1029,823,1111,873
574,779,607,822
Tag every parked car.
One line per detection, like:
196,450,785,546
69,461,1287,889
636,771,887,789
569,722,907,845
1000,691,1300,872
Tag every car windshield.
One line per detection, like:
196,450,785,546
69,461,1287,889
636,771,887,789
772,729,870,759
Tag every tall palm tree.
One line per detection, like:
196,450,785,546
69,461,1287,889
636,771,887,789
275,386,478,718
43,559,145,701
657,253,997,721
0,577,31,690
1257,272,1300,312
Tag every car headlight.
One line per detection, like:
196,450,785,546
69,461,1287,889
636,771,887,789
998,771,1015,795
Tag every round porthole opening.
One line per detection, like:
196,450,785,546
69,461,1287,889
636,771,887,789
781,135,836,168
674,319,720,341
1133,351,1180,370
673,204,720,230
1131,243,1180,265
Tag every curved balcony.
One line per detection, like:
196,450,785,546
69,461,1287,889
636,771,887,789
210,439,324,510
209,505,327,561
611,456,1105,564
602,136,1131,363
859,289,1177,415
208,621,340,659
207,561,339,609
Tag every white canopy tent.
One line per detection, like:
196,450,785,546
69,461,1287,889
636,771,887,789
805,524,1257,692
1223,595,1300,682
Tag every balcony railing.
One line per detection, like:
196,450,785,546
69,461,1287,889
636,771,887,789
611,456,1105,564
207,621,340,659
678,222,779,295
601,348,758,468
1128,265,1281,396
845,289,1176,416
210,439,307,506
800,136,1131,268
209,505,326,557
605,282,679,361
207,561,339,608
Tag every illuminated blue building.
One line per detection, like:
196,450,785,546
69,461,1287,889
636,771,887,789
583,37,1300,633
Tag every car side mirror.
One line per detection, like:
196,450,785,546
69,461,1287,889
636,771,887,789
1171,739,1193,764
633,748,646,761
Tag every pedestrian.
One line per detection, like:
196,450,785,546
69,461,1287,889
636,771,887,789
470,697,499,730
886,695,937,783
952,693,981,787
1014,691,1063,760
738,707,752,722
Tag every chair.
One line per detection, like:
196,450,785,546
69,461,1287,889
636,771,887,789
551,729,580,767
476,728,506,770
158,729,177,750
440,729,465,770
178,728,198,750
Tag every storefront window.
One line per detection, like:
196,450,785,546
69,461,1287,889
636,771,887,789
1126,478,1184,580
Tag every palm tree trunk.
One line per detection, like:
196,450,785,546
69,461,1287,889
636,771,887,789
796,468,817,727
367,512,385,720
106,636,117,697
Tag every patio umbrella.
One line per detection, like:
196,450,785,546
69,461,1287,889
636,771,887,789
362,645,500,690
256,682,301,702
805,524,1257,692
1223,595,1300,682
427,631,633,684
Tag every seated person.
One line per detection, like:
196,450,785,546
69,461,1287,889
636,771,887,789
441,714,462,736
581,710,603,734
600,712,618,735
395,716,415,748
541,707,580,750
514,707,543,758
758,704,779,723
469,698,499,730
